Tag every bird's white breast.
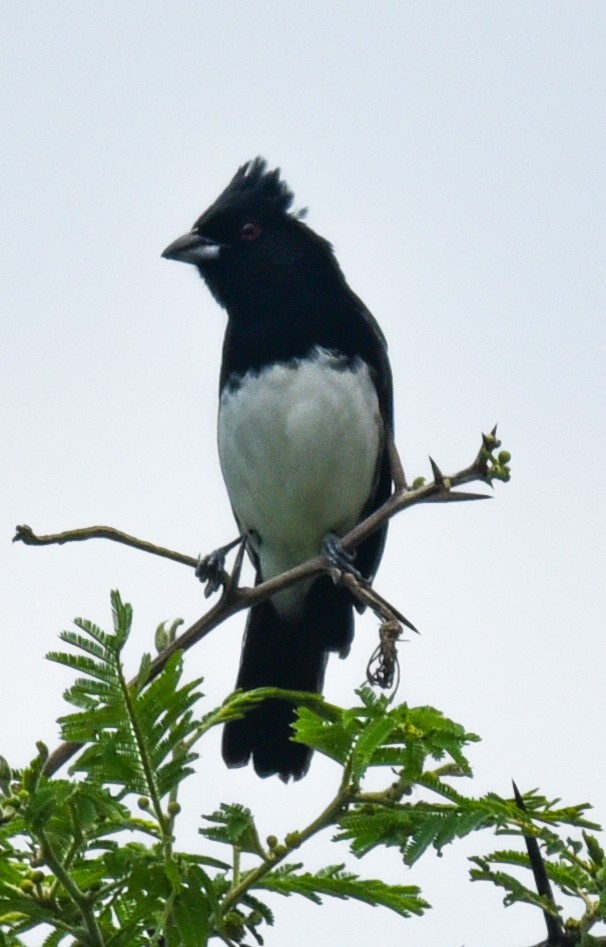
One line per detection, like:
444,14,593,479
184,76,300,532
217,347,382,617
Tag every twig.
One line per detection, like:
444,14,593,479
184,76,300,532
13,524,197,569
16,430,509,778
220,767,354,914
338,571,417,632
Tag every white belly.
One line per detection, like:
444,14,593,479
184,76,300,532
218,347,382,617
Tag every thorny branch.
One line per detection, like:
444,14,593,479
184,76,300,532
13,429,511,778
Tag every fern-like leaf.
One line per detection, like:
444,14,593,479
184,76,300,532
200,803,265,857
49,594,203,805
257,863,429,918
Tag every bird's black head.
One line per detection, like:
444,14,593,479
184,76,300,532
162,158,338,316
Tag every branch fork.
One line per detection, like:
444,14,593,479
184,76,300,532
13,429,510,777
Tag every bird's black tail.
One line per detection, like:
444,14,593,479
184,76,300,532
222,577,353,781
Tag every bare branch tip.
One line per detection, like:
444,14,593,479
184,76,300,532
13,524,34,544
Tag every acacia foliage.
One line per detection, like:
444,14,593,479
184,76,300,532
0,592,604,946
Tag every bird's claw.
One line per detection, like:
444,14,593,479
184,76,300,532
322,533,364,584
196,550,228,598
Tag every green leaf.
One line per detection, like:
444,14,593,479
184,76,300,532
292,706,355,764
171,870,211,947
470,856,562,915
201,804,265,856
110,590,133,647
584,831,606,868
51,598,204,803
257,863,429,918
350,714,399,779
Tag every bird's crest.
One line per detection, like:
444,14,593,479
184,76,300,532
196,157,296,229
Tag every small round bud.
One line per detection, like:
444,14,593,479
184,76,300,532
167,800,181,816
20,879,35,895
498,450,511,464
137,797,150,810
223,912,245,940
266,835,278,849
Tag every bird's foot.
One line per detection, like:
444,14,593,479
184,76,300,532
322,532,364,584
196,535,244,598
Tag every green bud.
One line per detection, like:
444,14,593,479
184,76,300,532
498,450,511,464
167,800,181,815
412,476,426,489
223,912,245,940
137,797,150,810
154,624,169,653
35,742,49,763
20,879,35,895
266,835,278,849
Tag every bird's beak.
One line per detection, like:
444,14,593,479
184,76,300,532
162,231,222,265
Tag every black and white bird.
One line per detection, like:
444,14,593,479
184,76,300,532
163,158,394,781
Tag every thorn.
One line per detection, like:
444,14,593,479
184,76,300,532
512,780,564,945
396,611,419,634
428,456,445,486
424,490,492,504
447,491,492,502
491,423,498,438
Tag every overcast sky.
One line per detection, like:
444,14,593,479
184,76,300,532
2,3,605,945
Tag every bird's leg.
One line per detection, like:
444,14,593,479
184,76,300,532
322,532,365,583
196,534,245,598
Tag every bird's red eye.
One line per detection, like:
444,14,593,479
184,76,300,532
240,221,262,241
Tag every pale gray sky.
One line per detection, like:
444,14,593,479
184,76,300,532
2,3,605,945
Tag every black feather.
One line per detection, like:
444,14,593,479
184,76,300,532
223,577,353,781
193,157,295,236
